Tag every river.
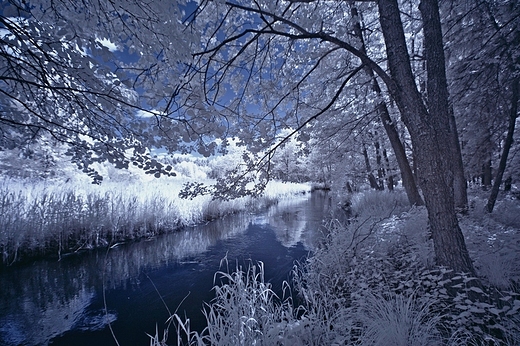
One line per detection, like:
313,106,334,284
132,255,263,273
0,191,334,345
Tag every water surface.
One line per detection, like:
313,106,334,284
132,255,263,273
0,191,333,345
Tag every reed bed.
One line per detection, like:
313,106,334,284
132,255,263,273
0,178,311,265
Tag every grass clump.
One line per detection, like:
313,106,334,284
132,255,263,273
358,292,442,346
162,259,345,346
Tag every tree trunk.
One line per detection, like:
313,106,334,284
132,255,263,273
449,106,468,211
383,148,395,190
420,0,467,212
363,144,381,190
377,0,474,273
482,159,492,188
351,6,424,206
486,77,519,213
374,140,385,190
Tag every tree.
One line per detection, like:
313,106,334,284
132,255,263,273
270,128,307,182
187,0,475,272
3,0,492,272
0,135,65,179
442,0,520,210
487,78,519,212
374,0,474,272
351,4,423,205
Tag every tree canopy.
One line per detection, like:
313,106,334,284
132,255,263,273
0,0,202,181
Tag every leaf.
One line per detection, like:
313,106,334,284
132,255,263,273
469,286,484,294
468,306,485,313
506,301,520,316
488,307,501,315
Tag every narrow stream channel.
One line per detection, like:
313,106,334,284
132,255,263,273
0,191,334,346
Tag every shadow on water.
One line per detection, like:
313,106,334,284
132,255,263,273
0,191,335,346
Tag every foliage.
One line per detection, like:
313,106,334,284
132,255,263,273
462,190,520,289
444,0,520,184
349,189,411,219
297,194,520,345
0,0,215,180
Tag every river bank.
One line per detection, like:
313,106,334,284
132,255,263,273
167,189,520,345
0,177,312,266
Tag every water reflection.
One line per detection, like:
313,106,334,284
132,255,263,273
0,192,331,346
262,191,334,249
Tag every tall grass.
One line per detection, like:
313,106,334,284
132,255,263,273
162,260,341,346
0,178,311,265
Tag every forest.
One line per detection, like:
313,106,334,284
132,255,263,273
1,0,519,345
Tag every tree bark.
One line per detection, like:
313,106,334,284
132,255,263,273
486,77,519,213
383,148,395,190
418,0,468,211
377,0,474,273
351,6,424,206
374,140,385,189
449,106,469,211
482,159,492,188
363,144,382,190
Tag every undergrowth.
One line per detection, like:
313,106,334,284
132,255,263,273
154,190,520,345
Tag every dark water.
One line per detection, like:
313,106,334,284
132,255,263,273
0,191,334,346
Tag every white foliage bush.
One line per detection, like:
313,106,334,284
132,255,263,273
462,192,520,289
174,160,209,180
350,189,411,220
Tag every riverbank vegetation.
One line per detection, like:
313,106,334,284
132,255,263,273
0,157,311,265
164,189,520,346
